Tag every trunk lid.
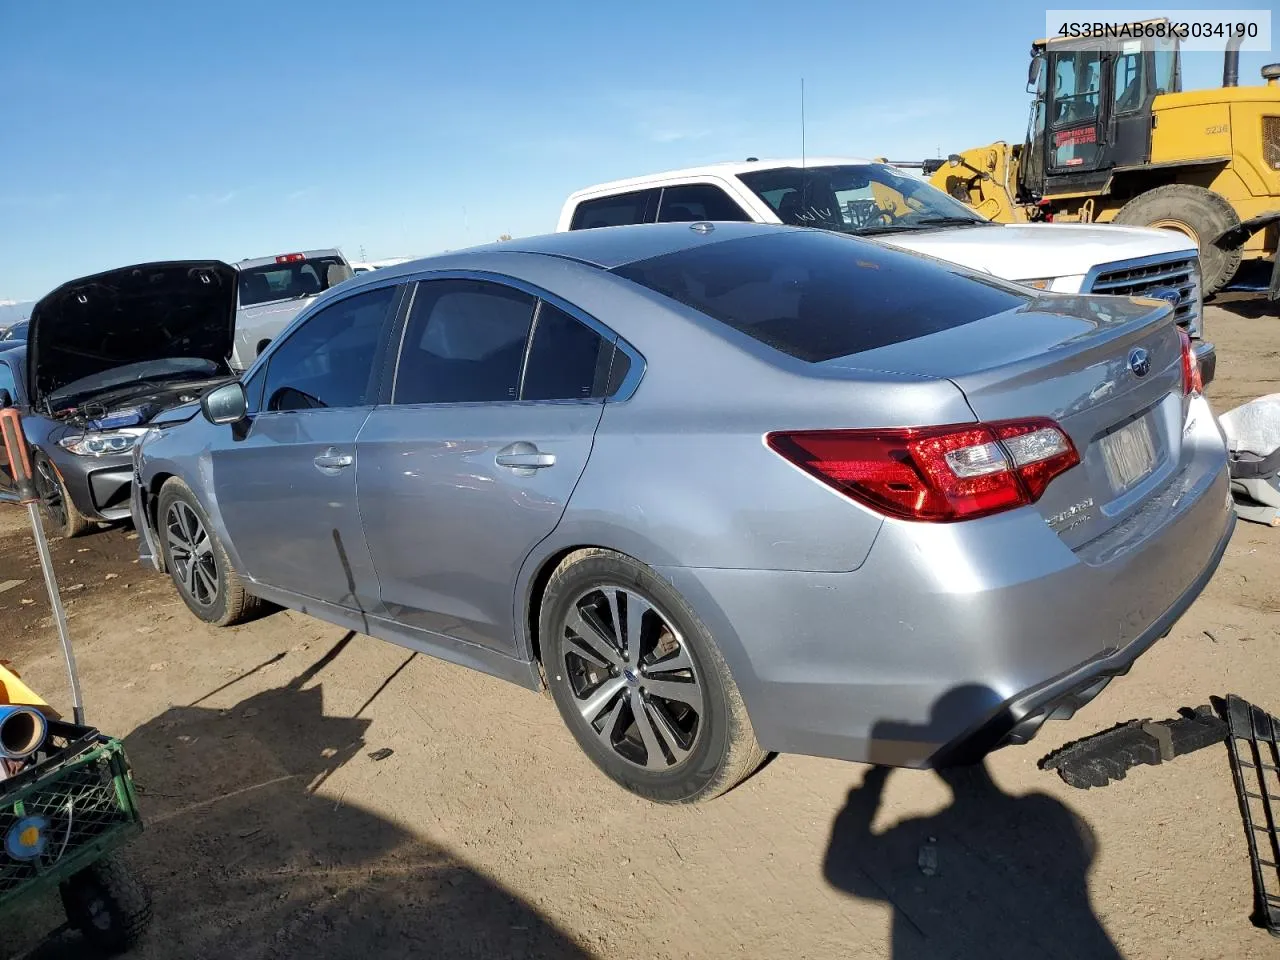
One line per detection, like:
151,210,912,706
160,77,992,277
824,294,1186,548
27,260,237,412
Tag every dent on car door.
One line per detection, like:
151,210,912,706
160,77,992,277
209,284,402,613
357,279,620,656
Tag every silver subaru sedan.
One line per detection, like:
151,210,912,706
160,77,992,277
131,221,1233,804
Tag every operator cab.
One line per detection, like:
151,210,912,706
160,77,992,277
1020,23,1182,200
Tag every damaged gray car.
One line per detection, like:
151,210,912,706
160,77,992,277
0,261,238,537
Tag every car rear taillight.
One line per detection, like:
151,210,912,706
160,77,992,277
1179,328,1203,396
766,418,1080,522
275,253,305,264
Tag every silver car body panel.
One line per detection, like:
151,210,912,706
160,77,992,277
134,223,1233,766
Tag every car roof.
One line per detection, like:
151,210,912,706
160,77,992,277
234,249,345,270
565,156,880,200
346,221,797,280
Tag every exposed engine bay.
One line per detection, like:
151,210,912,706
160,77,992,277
52,378,232,429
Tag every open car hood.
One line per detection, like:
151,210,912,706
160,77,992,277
27,261,237,410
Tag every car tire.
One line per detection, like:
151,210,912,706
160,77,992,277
1112,184,1243,295
33,453,94,539
156,477,262,627
540,548,767,804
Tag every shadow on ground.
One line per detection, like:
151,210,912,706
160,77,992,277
9,636,591,960
823,688,1122,960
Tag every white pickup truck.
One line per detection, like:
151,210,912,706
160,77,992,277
558,157,1215,383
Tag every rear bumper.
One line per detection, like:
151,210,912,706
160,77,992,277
656,406,1233,768
933,504,1234,765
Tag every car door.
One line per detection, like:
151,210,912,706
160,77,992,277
211,283,403,613
357,277,622,655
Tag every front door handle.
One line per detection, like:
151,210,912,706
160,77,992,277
495,441,555,470
314,448,353,472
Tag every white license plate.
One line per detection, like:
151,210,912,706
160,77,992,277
1100,417,1157,491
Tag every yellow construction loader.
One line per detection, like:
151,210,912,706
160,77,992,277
898,24,1280,297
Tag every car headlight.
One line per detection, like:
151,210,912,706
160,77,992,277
1021,277,1056,290
58,427,149,457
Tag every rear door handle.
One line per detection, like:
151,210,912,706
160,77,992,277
495,441,555,470
314,448,353,471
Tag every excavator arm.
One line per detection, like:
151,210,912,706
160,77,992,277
919,143,1032,223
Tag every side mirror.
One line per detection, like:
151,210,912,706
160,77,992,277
327,263,353,288
201,382,248,425
1027,56,1042,91
0,389,11,410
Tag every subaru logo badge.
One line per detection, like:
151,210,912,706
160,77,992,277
1146,286,1182,307
1129,347,1151,377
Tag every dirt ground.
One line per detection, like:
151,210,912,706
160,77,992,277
2,300,1279,960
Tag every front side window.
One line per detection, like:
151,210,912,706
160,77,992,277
1051,49,1102,126
1153,36,1179,94
569,189,659,230
1113,51,1145,113
261,285,398,411
394,280,536,404
656,184,751,223
738,164,987,236
238,256,348,307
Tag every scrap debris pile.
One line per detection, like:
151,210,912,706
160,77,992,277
1041,695,1280,938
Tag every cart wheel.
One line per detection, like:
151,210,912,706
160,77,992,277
60,855,152,954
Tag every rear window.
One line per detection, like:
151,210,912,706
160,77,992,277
569,189,659,230
610,230,1028,362
238,256,347,307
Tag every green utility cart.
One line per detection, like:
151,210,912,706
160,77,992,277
0,406,152,954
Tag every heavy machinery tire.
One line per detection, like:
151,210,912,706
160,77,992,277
60,855,152,954
1113,184,1243,294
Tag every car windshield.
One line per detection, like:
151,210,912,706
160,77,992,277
736,164,989,235
1,321,27,341
47,357,220,408
238,257,346,308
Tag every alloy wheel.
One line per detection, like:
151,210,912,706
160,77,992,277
561,585,704,770
165,502,219,607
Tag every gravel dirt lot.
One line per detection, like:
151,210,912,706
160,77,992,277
2,301,1279,960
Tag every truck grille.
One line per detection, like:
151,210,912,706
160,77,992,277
1265,116,1280,171
1084,254,1203,338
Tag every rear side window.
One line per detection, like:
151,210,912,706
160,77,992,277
611,230,1028,363
522,304,614,401
394,280,536,404
569,189,659,230
657,184,751,223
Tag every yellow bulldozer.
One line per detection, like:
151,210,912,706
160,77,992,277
900,23,1280,297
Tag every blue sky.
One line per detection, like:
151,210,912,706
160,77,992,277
0,1,1273,302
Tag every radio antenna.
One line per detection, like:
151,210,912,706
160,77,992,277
800,78,806,168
